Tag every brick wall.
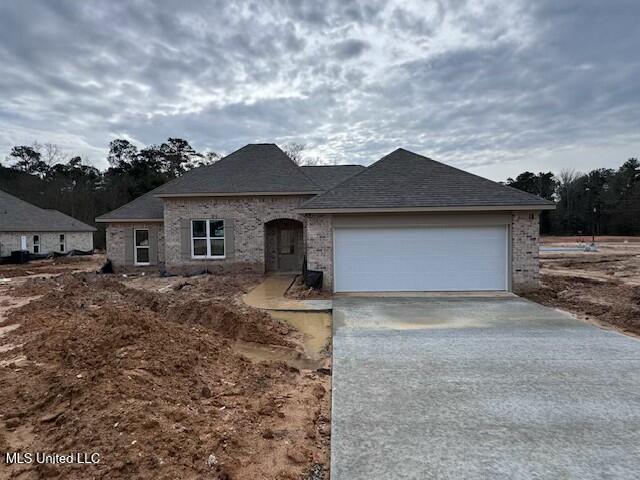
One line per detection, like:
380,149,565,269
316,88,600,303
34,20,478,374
511,211,540,292
163,195,311,270
0,231,93,256
306,214,333,290
106,223,164,266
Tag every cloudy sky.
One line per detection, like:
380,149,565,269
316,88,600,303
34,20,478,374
0,0,638,180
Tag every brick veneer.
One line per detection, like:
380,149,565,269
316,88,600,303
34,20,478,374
511,211,540,292
163,195,311,270
106,223,164,266
305,214,333,290
107,205,542,292
0,231,93,256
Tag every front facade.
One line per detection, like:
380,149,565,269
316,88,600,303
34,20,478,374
97,144,553,293
0,189,95,256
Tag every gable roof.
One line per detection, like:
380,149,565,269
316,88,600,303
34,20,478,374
299,148,556,212
155,144,321,197
301,165,365,190
95,186,165,222
0,189,96,232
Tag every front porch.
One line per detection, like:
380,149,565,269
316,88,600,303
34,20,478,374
264,218,305,273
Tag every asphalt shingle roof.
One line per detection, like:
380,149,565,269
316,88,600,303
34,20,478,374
301,165,365,190
156,144,321,196
96,146,555,221
96,164,366,221
95,186,165,222
0,189,96,232
300,148,556,211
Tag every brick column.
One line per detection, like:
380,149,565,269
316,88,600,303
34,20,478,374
511,211,540,292
306,214,333,291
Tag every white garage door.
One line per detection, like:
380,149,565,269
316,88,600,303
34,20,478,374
334,226,508,292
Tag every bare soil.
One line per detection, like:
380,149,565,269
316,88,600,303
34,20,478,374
523,239,640,336
0,270,331,479
0,255,105,279
541,235,640,244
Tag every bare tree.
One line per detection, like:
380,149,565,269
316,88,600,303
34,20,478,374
558,168,582,187
302,156,323,166
42,142,66,166
282,143,306,165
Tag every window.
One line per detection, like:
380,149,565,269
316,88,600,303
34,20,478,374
33,235,40,254
134,229,150,265
191,220,225,258
279,228,295,255
59,234,66,252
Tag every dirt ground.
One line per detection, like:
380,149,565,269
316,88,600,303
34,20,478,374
541,235,640,244
0,263,331,479
0,255,105,279
524,237,640,336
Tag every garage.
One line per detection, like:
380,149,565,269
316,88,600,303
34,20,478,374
333,225,508,292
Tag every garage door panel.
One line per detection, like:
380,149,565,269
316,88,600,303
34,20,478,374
334,226,507,292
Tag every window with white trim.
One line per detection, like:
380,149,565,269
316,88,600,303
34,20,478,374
33,235,40,254
191,220,225,258
134,229,150,265
59,234,66,252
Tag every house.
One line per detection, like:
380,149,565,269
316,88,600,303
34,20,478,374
96,144,555,293
0,188,95,256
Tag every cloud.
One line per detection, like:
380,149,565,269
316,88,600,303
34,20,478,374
332,39,371,59
0,0,638,179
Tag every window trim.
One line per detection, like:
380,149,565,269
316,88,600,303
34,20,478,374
59,233,66,253
33,234,40,254
133,228,151,266
191,219,226,259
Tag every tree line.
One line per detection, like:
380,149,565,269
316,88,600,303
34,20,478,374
0,139,314,249
1,138,638,248
0,138,222,248
506,158,640,236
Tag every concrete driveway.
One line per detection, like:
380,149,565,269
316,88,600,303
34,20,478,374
331,296,640,480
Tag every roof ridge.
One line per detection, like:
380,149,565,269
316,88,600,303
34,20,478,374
301,164,364,168
302,168,366,205
402,151,555,204
300,148,555,210
301,150,400,204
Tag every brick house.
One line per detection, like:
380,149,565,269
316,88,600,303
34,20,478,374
96,144,554,293
0,188,95,256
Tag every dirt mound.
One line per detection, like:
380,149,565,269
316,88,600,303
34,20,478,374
169,299,291,346
0,273,330,479
10,273,292,348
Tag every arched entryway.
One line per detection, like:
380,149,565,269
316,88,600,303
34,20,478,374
264,219,304,273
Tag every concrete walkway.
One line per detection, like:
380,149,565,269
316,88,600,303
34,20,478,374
331,296,640,480
242,274,332,311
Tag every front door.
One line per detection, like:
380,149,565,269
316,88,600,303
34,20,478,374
277,222,304,272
